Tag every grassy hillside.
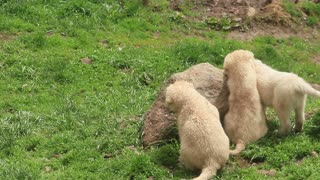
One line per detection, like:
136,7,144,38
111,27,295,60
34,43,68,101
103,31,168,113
0,0,320,179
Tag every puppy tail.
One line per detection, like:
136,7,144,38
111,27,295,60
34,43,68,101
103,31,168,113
296,78,320,98
230,141,246,155
193,165,217,180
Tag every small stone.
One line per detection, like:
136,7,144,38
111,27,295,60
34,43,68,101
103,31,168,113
311,151,319,157
233,17,242,22
104,153,114,159
80,57,92,64
44,166,52,173
247,7,256,17
52,153,61,158
47,30,54,36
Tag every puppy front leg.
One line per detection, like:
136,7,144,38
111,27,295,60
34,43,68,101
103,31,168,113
275,106,291,136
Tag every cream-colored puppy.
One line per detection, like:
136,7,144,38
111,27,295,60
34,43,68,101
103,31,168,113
165,81,229,180
223,50,268,155
254,59,320,135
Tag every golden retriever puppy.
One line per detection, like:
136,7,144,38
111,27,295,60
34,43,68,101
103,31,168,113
165,81,229,180
223,50,268,155
254,59,320,135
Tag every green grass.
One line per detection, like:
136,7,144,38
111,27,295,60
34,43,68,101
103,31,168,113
283,0,320,26
0,0,320,179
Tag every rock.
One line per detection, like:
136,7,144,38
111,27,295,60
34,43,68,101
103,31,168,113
247,7,256,17
142,63,229,147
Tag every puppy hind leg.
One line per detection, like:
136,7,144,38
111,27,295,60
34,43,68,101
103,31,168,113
193,165,218,180
294,95,306,133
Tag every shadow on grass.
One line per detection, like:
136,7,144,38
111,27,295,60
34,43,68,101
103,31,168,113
305,111,320,139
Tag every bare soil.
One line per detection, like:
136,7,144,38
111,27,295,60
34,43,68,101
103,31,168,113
0,32,14,41
170,0,320,40
227,24,320,40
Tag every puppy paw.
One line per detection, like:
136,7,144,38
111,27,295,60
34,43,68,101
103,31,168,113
293,126,303,133
293,124,303,133
277,128,291,136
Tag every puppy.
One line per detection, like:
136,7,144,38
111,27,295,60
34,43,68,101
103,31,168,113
223,50,268,155
165,81,229,180
254,59,320,135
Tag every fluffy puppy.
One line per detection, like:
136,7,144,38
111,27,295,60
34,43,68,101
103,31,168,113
254,59,320,135
223,50,268,155
165,81,229,180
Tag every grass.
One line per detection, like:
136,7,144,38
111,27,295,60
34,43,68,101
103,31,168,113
283,0,320,26
0,0,320,179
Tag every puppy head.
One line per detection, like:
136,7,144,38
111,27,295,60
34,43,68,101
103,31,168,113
223,49,255,78
165,81,194,111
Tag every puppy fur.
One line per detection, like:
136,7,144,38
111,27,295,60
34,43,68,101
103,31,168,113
165,81,229,180
223,50,268,155
254,59,320,135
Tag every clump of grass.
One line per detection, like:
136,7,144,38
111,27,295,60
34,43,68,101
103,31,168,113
107,150,170,179
301,1,320,16
0,111,42,156
282,0,303,17
306,16,319,26
305,111,320,139
205,17,242,31
173,38,243,66
151,143,179,167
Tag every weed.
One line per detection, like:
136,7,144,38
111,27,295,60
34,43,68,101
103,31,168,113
306,16,319,26
206,17,241,31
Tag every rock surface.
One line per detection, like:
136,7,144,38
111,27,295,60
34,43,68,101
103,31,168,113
142,63,229,147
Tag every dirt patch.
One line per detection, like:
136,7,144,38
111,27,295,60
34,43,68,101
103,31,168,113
227,24,319,40
170,0,319,40
311,54,320,65
171,0,291,20
258,169,277,177
0,32,15,41
305,107,320,120
179,0,272,19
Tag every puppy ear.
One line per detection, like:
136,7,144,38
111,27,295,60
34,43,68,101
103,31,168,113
165,94,172,104
165,86,173,103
